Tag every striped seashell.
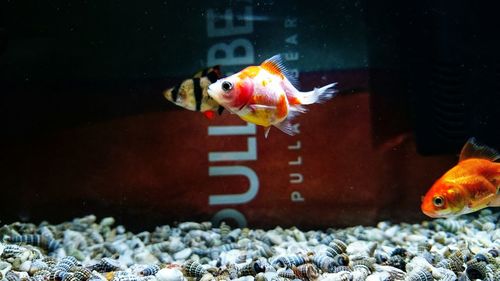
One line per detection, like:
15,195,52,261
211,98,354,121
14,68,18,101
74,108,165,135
465,260,492,280
89,258,121,273
55,256,79,272
291,264,319,281
387,255,406,271
390,247,408,257
183,260,207,279
320,271,352,281
326,240,347,257
255,243,275,258
5,271,22,281
42,257,58,267
72,267,93,281
140,264,160,276
436,256,464,274
373,264,406,280
332,254,349,267
272,255,309,268
219,222,231,242
1,244,26,258
432,267,457,281
404,268,432,281
49,270,71,281
238,260,265,277
350,264,370,281
330,265,351,273
277,268,296,279
312,254,336,272
320,234,336,246
7,234,42,246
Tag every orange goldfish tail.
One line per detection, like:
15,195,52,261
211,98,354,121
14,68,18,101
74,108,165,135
295,82,338,105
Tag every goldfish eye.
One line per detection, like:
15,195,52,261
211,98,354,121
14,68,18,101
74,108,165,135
221,81,233,92
433,196,445,207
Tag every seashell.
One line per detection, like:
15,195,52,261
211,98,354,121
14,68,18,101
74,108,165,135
238,260,265,277
465,260,492,280
141,264,160,276
173,248,193,261
291,264,319,281
432,267,457,281
54,256,80,271
183,260,207,279
405,268,432,281
156,268,185,281
0,261,12,280
254,272,267,281
327,240,347,257
72,268,93,281
373,263,408,280
320,271,352,281
272,255,309,268
332,254,349,267
198,273,214,281
312,254,336,272
365,271,392,281
276,268,295,279
90,258,122,272
330,265,351,273
387,255,406,271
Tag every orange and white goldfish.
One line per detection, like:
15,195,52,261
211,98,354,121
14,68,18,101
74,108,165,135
207,55,337,137
421,138,500,218
163,65,224,119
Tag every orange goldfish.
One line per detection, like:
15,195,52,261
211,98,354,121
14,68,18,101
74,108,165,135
421,138,500,218
207,55,337,137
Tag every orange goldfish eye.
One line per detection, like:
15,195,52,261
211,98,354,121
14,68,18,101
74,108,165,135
221,81,233,92
432,196,445,207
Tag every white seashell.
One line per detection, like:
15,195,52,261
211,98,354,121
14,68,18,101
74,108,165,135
384,225,400,238
173,248,193,260
18,260,32,272
0,261,12,279
99,217,115,227
134,251,159,264
156,268,185,281
320,271,352,281
365,271,392,281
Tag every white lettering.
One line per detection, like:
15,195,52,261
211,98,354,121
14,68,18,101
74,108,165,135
207,39,255,66
291,191,305,202
288,141,301,150
209,137,257,161
208,122,256,136
206,7,253,37
285,34,298,45
289,173,303,184
209,166,259,205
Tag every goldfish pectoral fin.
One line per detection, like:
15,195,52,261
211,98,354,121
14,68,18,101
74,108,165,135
469,193,496,210
273,120,299,136
264,127,271,138
488,195,500,207
459,137,500,162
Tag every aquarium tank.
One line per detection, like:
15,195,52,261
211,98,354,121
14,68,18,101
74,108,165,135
0,1,498,281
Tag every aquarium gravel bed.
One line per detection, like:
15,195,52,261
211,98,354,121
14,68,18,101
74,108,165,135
0,211,498,281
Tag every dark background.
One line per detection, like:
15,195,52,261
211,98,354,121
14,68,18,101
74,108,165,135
0,0,498,229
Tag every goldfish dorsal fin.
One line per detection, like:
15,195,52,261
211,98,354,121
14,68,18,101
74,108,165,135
260,54,299,87
459,137,500,162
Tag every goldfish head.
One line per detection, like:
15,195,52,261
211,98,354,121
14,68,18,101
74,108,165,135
208,75,254,113
421,180,467,218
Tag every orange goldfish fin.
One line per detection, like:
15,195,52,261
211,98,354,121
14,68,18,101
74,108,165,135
459,137,500,162
203,110,216,119
260,54,299,87
469,193,497,210
489,195,500,207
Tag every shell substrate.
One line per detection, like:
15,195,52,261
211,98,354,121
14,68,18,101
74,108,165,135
0,211,498,281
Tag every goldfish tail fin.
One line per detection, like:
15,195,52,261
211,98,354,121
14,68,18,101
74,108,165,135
295,82,337,105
